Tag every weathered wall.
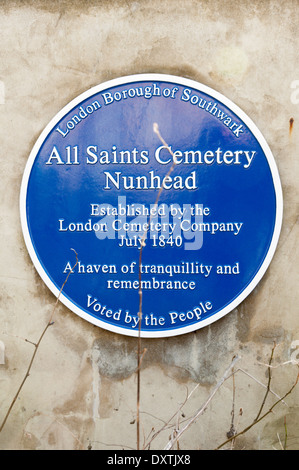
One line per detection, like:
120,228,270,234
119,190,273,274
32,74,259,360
0,0,298,450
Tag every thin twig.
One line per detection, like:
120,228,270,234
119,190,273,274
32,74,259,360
136,348,147,373
236,367,288,405
255,342,276,421
275,431,284,450
143,383,200,450
227,363,237,448
136,123,177,450
0,249,78,434
283,415,288,450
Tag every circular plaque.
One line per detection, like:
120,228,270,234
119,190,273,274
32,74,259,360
20,74,283,337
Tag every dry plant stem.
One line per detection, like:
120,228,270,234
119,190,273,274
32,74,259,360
216,369,299,450
0,248,78,434
164,355,240,450
227,365,237,448
136,123,177,450
143,383,200,450
284,416,288,450
254,342,276,422
237,367,287,405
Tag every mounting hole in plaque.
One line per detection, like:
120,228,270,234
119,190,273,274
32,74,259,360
20,74,283,337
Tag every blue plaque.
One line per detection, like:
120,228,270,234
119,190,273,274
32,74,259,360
20,74,283,337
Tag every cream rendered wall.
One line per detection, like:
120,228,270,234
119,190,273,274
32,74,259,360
0,0,298,450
